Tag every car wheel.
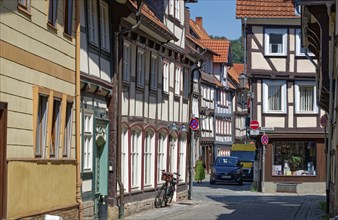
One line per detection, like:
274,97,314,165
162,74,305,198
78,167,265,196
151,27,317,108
210,180,215,185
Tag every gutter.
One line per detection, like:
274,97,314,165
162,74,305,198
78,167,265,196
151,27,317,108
75,0,83,219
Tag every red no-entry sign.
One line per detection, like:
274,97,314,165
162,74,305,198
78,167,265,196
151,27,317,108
250,120,259,130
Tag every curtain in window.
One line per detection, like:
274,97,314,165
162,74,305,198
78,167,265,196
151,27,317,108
268,85,282,110
300,86,314,111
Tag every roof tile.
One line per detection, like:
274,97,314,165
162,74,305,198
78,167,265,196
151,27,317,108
236,0,299,18
199,39,230,63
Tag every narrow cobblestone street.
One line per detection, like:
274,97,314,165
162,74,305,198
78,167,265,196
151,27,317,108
125,175,326,220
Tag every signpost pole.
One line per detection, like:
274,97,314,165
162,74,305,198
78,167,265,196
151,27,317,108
189,130,194,200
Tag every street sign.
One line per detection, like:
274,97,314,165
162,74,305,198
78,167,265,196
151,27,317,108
250,120,259,130
261,134,269,145
189,118,199,130
320,114,328,127
250,129,259,136
261,127,274,131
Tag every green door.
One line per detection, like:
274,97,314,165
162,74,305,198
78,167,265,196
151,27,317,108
94,119,109,219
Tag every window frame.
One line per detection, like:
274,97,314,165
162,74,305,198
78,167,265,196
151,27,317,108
48,0,58,27
150,53,158,90
136,47,145,87
144,130,155,187
295,29,314,57
87,0,99,46
131,129,142,190
163,61,169,94
64,0,73,36
174,66,181,96
157,133,167,184
18,0,31,13
263,80,287,114
264,28,288,56
179,136,186,182
83,111,94,171
99,0,110,51
295,81,318,114
123,41,131,82
120,128,129,193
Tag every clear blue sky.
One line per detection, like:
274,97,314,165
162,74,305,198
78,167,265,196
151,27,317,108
186,0,242,40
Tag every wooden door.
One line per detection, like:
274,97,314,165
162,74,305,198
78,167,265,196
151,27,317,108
0,102,7,219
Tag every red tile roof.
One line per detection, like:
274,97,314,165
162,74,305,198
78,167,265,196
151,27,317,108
189,19,210,39
236,0,299,18
199,39,230,63
129,0,177,40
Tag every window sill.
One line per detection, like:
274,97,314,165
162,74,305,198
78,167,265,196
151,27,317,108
264,54,287,58
162,92,169,98
17,5,31,17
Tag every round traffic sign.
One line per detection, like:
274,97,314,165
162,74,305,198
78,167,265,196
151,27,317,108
261,134,269,145
250,120,259,130
189,118,199,130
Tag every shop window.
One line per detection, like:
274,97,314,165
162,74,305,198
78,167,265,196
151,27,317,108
273,141,317,176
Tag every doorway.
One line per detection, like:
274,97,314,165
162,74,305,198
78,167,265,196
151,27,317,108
0,102,8,219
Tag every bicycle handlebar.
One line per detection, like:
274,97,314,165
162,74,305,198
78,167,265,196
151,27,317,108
161,169,180,177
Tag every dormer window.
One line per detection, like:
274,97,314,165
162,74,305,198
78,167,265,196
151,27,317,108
264,28,287,56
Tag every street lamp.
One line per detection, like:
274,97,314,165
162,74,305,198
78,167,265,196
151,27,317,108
238,73,248,89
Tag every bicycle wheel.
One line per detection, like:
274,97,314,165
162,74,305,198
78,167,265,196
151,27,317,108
154,185,166,208
167,187,174,204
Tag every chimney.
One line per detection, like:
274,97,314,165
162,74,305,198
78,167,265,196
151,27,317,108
196,17,203,27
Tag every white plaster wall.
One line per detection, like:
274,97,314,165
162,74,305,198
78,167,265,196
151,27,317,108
297,117,317,127
82,180,92,192
270,58,286,72
149,96,156,119
251,52,271,70
162,99,169,121
297,59,317,73
129,83,135,116
135,92,143,117
144,87,149,118
169,92,174,121
257,105,262,125
265,117,285,128
100,57,111,82
122,91,129,116
88,52,100,78
289,54,295,73
257,81,262,103
288,106,294,127
157,92,162,120
174,101,179,122
80,32,89,74
252,26,263,48
288,82,294,104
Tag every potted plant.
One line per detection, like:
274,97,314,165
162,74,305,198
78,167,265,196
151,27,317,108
288,156,302,172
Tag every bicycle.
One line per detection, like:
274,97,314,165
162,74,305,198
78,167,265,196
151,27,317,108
154,170,180,208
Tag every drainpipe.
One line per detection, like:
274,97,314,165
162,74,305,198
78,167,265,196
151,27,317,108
116,2,143,219
326,2,334,215
75,0,83,219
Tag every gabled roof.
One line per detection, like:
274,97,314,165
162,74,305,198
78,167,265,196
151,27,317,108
236,0,300,19
227,64,243,84
129,0,178,41
199,39,230,63
186,35,219,56
189,18,210,39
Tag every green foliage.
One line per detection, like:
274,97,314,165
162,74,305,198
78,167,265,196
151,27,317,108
288,156,302,171
231,37,244,64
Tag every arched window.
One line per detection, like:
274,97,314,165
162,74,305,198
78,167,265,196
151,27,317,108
131,129,142,190
120,127,129,192
157,132,167,184
169,133,178,173
144,129,155,187
179,135,187,182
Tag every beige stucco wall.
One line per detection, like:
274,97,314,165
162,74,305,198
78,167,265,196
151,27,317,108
265,116,285,128
7,161,77,218
297,116,317,127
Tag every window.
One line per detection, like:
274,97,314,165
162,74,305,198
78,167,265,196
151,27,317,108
123,42,131,82
295,81,318,113
131,130,141,189
63,102,73,157
168,0,180,20
175,66,181,95
150,54,158,89
183,68,189,98
64,0,73,36
87,0,98,45
179,137,186,182
163,62,169,93
48,0,58,26
83,112,93,170
295,29,314,57
50,99,61,158
144,131,154,187
34,87,74,159
157,133,167,183
169,136,177,173
175,0,180,20
273,141,317,176
263,80,287,113
136,48,145,87
264,28,287,56
18,0,31,12
120,128,129,192
99,0,109,51
169,0,174,16
35,95,48,158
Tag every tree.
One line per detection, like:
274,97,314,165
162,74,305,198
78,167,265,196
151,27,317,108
231,37,244,64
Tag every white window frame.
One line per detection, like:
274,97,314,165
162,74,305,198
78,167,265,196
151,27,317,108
63,102,73,157
295,81,318,114
175,66,181,96
137,48,145,87
295,29,314,57
150,54,158,89
87,0,99,45
175,0,180,20
264,28,288,56
163,61,169,93
99,0,110,51
263,80,287,114
157,133,167,184
169,0,174,16
169,136,178,173
120,128,129,192
83,111,93,171
144,130,155,187
131,129,141,189
123,41,131,82
179,137,186,182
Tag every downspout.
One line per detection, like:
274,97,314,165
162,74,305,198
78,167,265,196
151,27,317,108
75,0,83,219
326,2,334,215
116,2,143,219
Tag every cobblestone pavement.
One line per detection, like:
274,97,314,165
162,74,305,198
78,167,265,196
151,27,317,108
125,176,326,220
